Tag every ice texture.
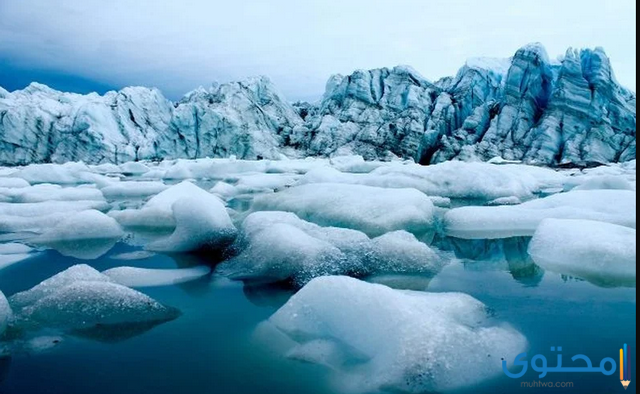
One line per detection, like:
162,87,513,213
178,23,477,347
0,242,36,270
103,266,211,287
1,45,634,166
220,212,443,286
444,189,636,239
251,183,435,237
266,276,528,393
528,218,636,287
21,281,179,329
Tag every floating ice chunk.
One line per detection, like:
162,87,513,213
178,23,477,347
266,276,527,393
9,264,113,311
146,195,237,253
209,181,238,199
11,184,105,203
0,242,32,255
109,181,211,229
0,291,11,335
528,219,636,287
109,251,156,261
90,163,122,174
221,212,443,286
329,155,384,173
0,212,71,234
486,196,522,206
372,231,442,275
103,265,211,287
0,242,37,270
21,281,179,329
118,161,150,175
300,161,565,200
33,210,123,259
0,200,109,217
234,173,298,194
14,163,80,184
252,183,435,237
572,175,635,191
35,210,123,243
101,181,168,199
444,190,636,239
0,177,30,188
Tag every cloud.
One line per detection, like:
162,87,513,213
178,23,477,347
0,0,635,100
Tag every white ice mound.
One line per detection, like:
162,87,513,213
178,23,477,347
0,291,11,336
251,183,435,237
221,212,443,286
146,194,237,253
9,264,113,311
21,281,179,329
266,276,528,393
109,180,212,229
444,189,636,239
528,219,636,287
0,177,30,188
103,265,211,287
33,210,124,259
300,161,566,200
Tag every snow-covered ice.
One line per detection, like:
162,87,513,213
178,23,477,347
528,219,636,287
252,183,435,237
265,276,528,393
103,266,211,287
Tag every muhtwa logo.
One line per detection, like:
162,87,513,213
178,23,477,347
620,343,632,390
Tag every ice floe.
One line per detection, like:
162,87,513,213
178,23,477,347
100,181,168,199
444,189,636,239
103,266,211,287
220,212,443,286
264,276,528,393
528,219,636,287
251,183,435,237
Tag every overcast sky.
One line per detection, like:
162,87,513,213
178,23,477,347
0,0,635,101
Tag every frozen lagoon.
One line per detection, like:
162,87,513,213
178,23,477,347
0,156,636,393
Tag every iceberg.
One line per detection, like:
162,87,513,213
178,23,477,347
265,276,528,393
528,219,636,287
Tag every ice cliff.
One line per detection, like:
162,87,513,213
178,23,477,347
0,44,635,166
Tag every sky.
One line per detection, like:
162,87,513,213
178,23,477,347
0,0,636,101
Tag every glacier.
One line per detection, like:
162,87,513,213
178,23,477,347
0,44,634,167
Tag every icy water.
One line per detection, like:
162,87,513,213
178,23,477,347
0,240,635,394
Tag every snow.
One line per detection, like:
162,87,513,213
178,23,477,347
103,266,211,287
21,281,179,329
444,189,636,239
528,219,636,287
571,175,635,191
252,183,435,237
146,195,237,253
266,276,528,393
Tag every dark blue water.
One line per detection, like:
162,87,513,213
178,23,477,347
0,241,636,394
